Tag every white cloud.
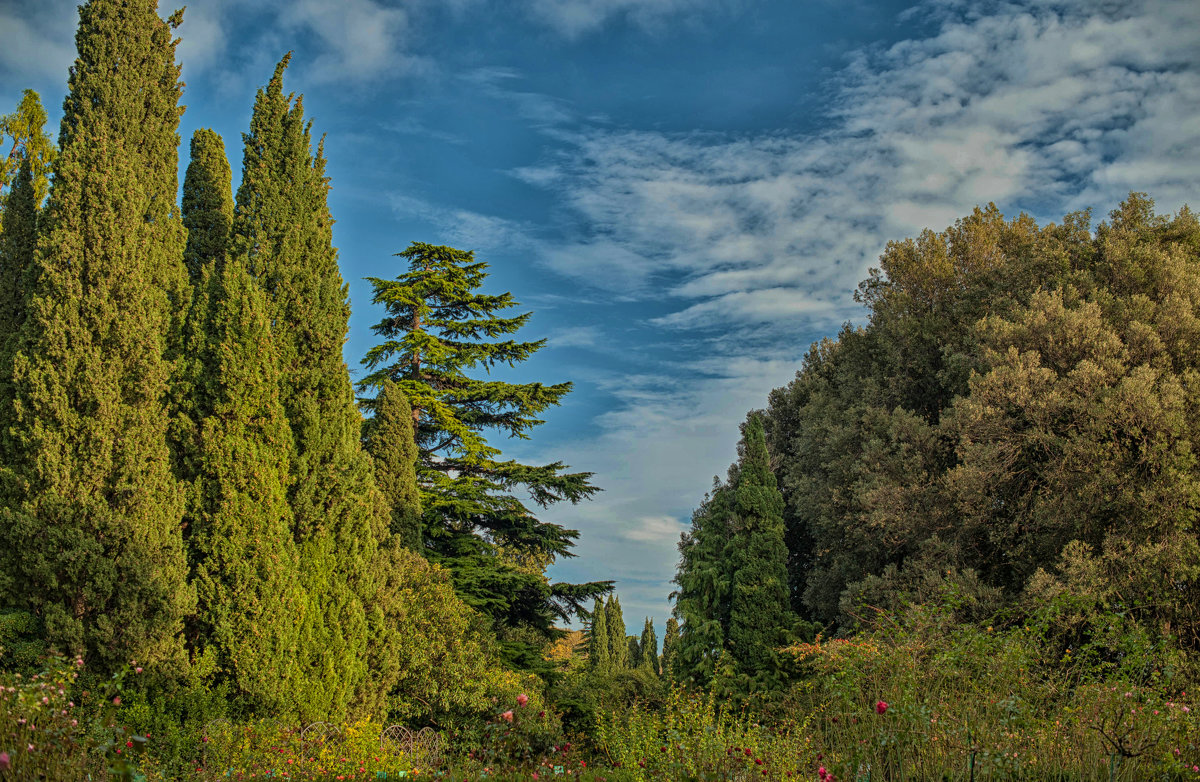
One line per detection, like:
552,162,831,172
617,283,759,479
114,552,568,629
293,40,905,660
520,0,1200,628
523,0,732,38
0,0,78,86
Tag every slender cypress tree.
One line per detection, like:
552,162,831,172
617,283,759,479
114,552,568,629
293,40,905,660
173,129,233,480
188,256,304,715
232,56,387,720
627,635,641,667
660,617,679,680
0,158,38,459
364,379,422,550
639,618,658,673
672,486,733,686
0,0,192,675
605,595,628,670
725,413,795,685
182,129,233,284
587,598,610,672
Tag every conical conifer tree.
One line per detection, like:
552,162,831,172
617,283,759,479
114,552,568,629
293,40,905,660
587,598,610,672
0,158,38,461
0,0,192,675
232,56,387,720
725,413,794,683
605,595,628,670
173,129,234,479
182,129,233,284
660,617,679,680
672,486,733,686
364,379,422,550
188,256,305,715
639,618,658,673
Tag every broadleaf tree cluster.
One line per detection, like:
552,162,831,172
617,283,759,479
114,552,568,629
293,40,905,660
673,194,1200,698
359,242,611,658
0,0,562,729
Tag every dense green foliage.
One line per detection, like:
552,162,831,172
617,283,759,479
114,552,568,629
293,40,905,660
364,378,422,550
360,242,610,642
3,3,1199,780
0,0,193,677
0,89,55,207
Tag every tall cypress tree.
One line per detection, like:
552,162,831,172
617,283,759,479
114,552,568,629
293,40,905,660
639,617,658,673
672,486,733,687
0,0,192,675
364,379,422,550
232,56,386,720
587,597,610,672
0,158,38,460
173,129,233,479
605,595,628,670
182,129,233,284
188,256,304,715
725,413,794,685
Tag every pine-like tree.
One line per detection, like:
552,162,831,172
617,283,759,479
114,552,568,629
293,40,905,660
587,598,610,672
627,635,641,667
360,241,609,640
725,413,795,685
0,90,56,208
605,595,628,670
364,379,422,550
188,256,304,715
639,618,658,673
232,56,387,720
0,0,192,675
660,617,679,680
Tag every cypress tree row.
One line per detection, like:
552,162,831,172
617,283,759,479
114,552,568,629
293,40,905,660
0,0,192,675
231,55,387,720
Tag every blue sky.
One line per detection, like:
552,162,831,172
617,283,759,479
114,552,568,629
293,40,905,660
2,0,1199,634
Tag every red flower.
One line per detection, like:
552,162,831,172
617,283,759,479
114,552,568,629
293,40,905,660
501,710,514,722
875,700,889,714
517,693,529,707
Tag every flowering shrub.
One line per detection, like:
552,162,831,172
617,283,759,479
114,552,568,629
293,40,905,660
596,686,814,780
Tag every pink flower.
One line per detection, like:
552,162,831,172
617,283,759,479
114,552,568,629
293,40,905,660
112,696,121,706
0,752,8,770
135,667,143,674
875,701,889,715
817,767,828,781
501,710,514,723
517,693,529,707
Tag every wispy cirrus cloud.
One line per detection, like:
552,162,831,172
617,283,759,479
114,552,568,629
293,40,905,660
522,0,736,38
